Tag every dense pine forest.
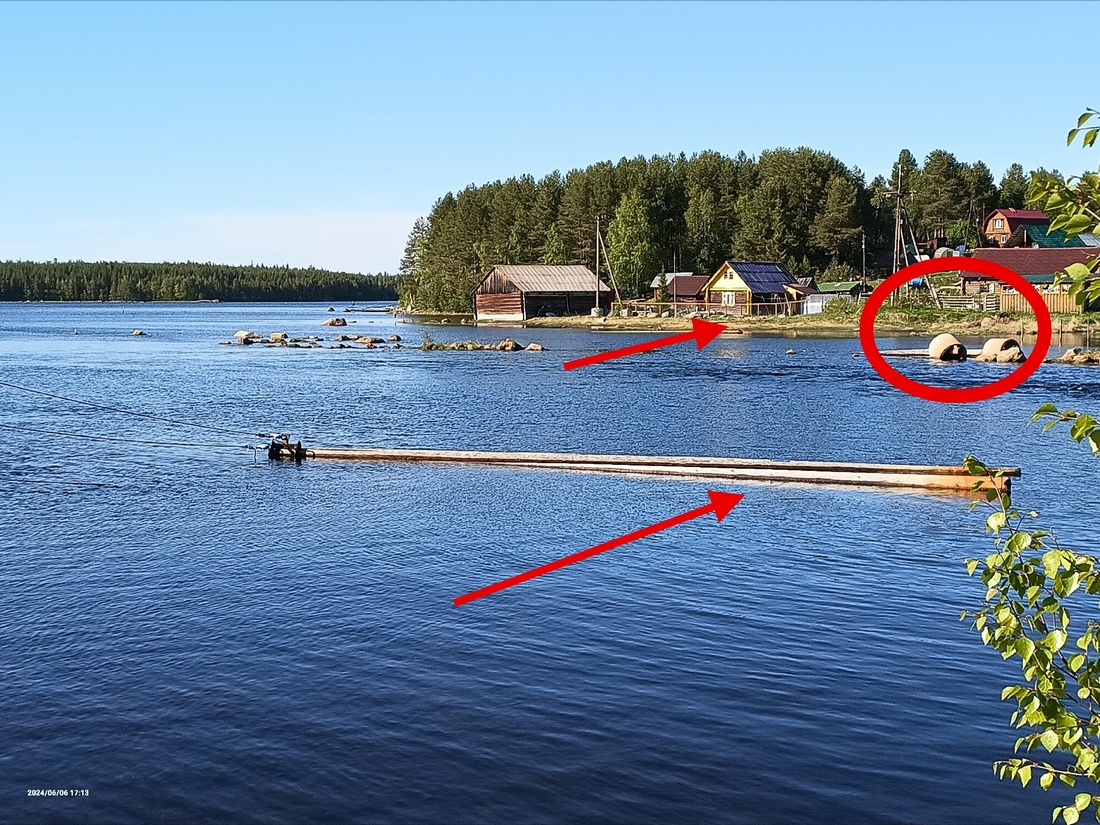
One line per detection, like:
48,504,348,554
0,261,397,302
398,147,1048,312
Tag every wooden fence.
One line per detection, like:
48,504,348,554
998,291,1085,315
938,294,999,311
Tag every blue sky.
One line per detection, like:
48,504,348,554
0,0,1096,274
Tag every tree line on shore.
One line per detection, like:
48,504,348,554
398,147,1057,312
0,261,398,302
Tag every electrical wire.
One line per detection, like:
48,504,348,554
0,422,260,451
0,379,271,438
0,475,124,489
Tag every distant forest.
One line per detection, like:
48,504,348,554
398,147,1055,312
0,261,398,302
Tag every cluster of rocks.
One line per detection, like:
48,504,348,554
330,334,402,349
419,338,545,352
222,330,326,347
219,330,545,353
1052,347,1100,365
222,330,404,348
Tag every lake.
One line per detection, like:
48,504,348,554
2,302,1098,824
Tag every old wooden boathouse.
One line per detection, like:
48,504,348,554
473,265,611,321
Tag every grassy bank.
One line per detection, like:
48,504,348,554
518,307,1100,337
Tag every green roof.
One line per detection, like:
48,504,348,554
817,280,861,293
1024,273,1058,284
1018,223,1085,248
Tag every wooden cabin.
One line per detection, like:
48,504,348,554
966,248,1098,312
649,273,709,303
703,261,798,316
473,265,610,321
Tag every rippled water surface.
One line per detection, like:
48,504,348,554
2,302,1099,824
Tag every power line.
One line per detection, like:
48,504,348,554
0,422,258,452
0,379,270,438
0,475,124,489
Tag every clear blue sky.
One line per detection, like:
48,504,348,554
1,0,1096,274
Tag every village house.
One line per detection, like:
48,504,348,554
472,265,610,321
1000,222,1100,249
982,208,1049,247
649,272,709,303
965,247,1099,313
703,261,799,316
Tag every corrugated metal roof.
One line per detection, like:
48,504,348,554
817,280,862,294
723,261,794,294
1015,224,1085,248
970,248,1098,276
488,265,609,293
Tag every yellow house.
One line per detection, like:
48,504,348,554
703,261,796,316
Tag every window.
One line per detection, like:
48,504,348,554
722,292,735,305
994,218,1004,229
1001,234,1007,243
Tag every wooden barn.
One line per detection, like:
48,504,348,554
473,265,611,321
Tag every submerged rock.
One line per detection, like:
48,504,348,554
995,346,1026,364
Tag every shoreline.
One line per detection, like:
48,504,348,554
514,311,1098,338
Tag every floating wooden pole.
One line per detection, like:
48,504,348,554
273,444,1018,494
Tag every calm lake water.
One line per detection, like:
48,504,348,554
2,302,1099,824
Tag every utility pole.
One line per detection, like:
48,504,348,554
861,230,867,288
594,216,601,316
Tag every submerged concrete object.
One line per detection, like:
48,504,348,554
928,333,967,361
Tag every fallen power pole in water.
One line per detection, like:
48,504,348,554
267,441,1018,494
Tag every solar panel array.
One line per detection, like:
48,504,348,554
724,261,794,293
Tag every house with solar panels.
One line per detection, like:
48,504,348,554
702,261,800,316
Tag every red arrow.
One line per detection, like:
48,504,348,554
453,490,743,606
562,318,727,370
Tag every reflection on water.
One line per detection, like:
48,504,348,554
1,302,1098,824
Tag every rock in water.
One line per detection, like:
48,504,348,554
132,329,146,336
388,334,401,342
996,346,1026,364
233,330,261,345
321,317,347,327
525,343,545,351
269,332,288,342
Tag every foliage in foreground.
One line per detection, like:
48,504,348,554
963,107,1100,825
1029,107,1100,308
962,452,1100,824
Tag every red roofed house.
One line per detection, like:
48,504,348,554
967,247,1099,313
649,272,710,304
983,208,1049,247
